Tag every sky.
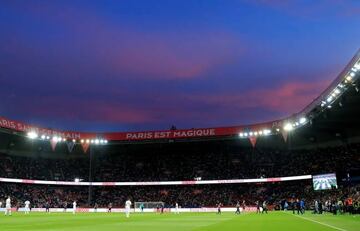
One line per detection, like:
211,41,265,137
0,0,359,132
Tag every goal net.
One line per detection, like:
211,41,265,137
134,201,165,211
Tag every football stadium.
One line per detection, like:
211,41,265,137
0,1,360,231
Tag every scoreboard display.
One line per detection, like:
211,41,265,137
312,173,338,190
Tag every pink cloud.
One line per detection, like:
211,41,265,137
186,79,331,114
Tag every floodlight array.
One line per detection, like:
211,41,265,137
27,131,108,145
321,60,359,108
238,129,271,138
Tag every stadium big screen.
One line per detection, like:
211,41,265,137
312,173,338,190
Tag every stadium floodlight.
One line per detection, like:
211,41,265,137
243,132,248,137
283,123,293,131
334,88,340,95
27,131,38,139
81,139,84,143
299,117,307,124
72,139,76,143
52,136,58,142
100,139,104,144
239,133,243,137
74,178,82,182
354,63,360,71
350,72,355,77
62,138,67,142
90,140,95,144
46,136,50,140
95,139,100,144
263,129,271,135
346,75,352,82
41,135,46,140
86,139,90,144
254,131,258,136
258,131,263,135
326,96,333,102
249,132,253,136
104,140,108,144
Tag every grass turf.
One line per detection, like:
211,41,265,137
0,211,358,231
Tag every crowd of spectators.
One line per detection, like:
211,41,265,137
0,142,359,211
1,143,359,182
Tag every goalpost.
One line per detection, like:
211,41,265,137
134,202,165,212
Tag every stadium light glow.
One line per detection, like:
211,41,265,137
81,139,84,143
354,63,360,70
27,131,38,139
104,140,108,144
72,139,76,143
46,136,50,140
283,123,293,131
86,139,90,144
263,129,271,135
239,133,243,137
41,135,46,140
299,117,307,124
95,139,100,144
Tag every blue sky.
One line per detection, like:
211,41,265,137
0,0,359,131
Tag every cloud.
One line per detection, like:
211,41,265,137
186,79,331,115
0,2,246,80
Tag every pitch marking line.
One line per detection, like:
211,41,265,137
288,213,348,231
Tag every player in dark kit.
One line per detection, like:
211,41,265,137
292,199,298,214
217,203,222,214
235,201,241,214
256,201,260,214
108,203,112,212
45,202,50,213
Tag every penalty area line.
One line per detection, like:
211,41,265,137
286,212,348,231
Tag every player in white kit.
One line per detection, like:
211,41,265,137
125,199,132,218
73,201,77,214
5,196,11,216
0,201,2,208
175,202,179,214
24,200,31,214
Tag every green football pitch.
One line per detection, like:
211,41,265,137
0,211,358,231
